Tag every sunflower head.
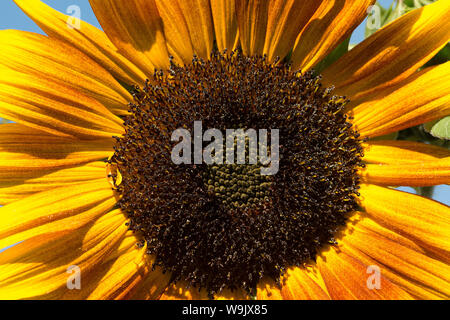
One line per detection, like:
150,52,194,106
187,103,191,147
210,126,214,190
109,49,364,296
0,0,449,301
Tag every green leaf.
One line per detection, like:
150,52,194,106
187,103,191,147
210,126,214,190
413,186,435,198
314,37,350,74
423,116,450,140
369,131,399,141
422,43,450,69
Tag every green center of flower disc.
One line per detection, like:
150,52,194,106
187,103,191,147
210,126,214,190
204,163,272,211
110,50,364,298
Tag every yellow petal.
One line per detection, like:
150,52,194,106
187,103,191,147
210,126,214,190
322,0,450,100
360,158,450,186
0,124,114,177
258,264,330,300
0,179,116,251
62,233,141,300
235,0,270,57
129,266,172,300
282,267,330,300
0,68,125,139
13,0,146,85
351,61,450,138
363,140,450,164
90,0,170,75
159,282,209,300
0,162,106,205
154,0,214,63
358,184,450,260
257,277,284,300
0,30,132,116
215,289,249,300
210,0,239,52
318,246,412,299
291,0,374,72
263,0,322,63
87,243,157,300
0,209,127,300
341,215,450,299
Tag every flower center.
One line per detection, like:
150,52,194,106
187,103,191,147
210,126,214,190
110,50,364,297
204,163,272,211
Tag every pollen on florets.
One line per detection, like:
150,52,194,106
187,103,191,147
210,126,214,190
110,49,364,298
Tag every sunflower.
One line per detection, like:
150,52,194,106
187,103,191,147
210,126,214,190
0,0,449,300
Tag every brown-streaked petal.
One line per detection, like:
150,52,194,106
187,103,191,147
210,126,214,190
0,209,127,300
351,61,450,138
263,0,322,63
211,0,239,52
13,0,147,85
341,215,450,299
0,123,114,177
322,0,450,100
318,247,412,299
358,184,450,261
0,30,133,116
360,158,450,187
154,0,214,63
0,162,106,205
89,0,170,75
291,0,373,72
235,0,270,57
362,140,450,164
0,179,116,251
0,68,125,139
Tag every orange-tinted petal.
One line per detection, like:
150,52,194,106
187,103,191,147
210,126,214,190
358,184,450,260
318,247,412,299
363,140,450,164
211,0,239,52
154,0,214,63
341,215,450,299
360,158,450,186
351,62,450,138
13,0,146,85
90,0,170,75
0,68,124,139
0,30,132,116
264,0,322,63
235,0,270,57
323,0,450,100
291,0,374,71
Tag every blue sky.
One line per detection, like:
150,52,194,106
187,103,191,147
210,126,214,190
0,0,448,215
